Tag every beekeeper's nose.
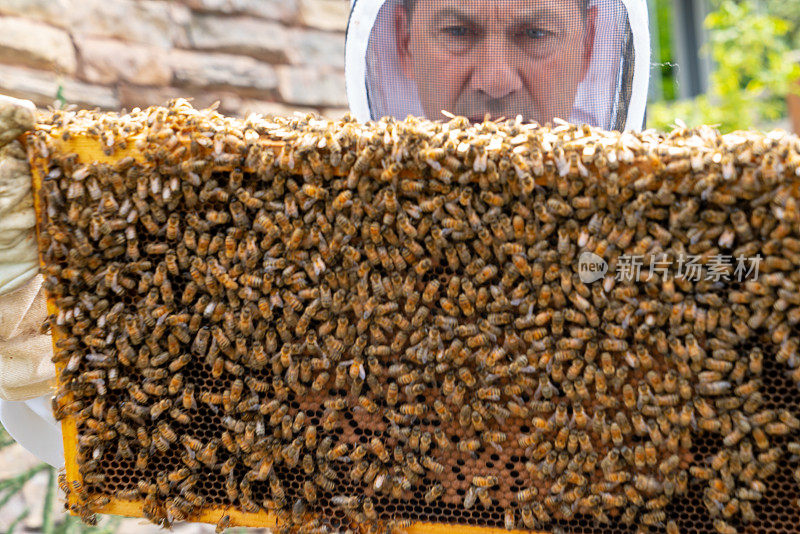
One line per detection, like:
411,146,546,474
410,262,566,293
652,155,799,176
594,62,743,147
468,35,523,101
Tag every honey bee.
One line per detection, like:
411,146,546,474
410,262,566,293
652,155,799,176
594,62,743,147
641,510,666,527
472,475,498,488
215,514,231,533
458,438,481,455
369,437,390,463
712,519,737,534
433,428,451,450
424,483,444,503
519,504,537,529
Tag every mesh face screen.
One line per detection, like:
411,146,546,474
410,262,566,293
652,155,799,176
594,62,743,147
359,0,639,130
29,101,800,534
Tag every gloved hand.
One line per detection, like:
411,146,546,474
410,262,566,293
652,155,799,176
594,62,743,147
0,95,55,401
0,95,62,468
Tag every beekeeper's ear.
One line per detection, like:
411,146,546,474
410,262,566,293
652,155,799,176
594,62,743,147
581,6,598,80
395,3,414,79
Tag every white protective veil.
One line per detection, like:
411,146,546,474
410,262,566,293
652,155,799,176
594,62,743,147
345,0,650,131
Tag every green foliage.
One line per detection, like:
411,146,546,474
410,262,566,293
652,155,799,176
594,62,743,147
0,423,48,534
0,423,119,534
648,0,800,132
652,0,678,101
6,508,29,534
757,0,800,47
0,426,14,449
52,514,120,534
55,82,67,110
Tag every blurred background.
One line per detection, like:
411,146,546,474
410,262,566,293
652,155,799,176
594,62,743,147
0,0,798,533
647,0,800,132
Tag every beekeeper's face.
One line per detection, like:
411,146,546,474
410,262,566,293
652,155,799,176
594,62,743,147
396,0,595,125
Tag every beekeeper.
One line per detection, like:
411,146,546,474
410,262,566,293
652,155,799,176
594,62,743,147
346,0,650,130
0,0,651,467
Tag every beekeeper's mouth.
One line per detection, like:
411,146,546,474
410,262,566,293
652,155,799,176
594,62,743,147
468,115,492,124
464,113,505,124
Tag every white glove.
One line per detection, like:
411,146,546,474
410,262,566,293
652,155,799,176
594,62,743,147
0,95,55,402
0,139,39,295
0,95,62,468
0,96,38,296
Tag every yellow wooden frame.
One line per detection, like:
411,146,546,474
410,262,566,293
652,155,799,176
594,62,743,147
28,132,547,533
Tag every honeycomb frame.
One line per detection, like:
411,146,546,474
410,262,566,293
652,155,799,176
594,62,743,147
33,133,549,534
27,101,800,534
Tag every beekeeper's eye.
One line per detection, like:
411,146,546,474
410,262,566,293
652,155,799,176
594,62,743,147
433,19,478,54
521,27,552,40
512,22,560,58
442,25,471,38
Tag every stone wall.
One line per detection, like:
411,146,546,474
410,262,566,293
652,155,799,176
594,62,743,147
0,0,351,118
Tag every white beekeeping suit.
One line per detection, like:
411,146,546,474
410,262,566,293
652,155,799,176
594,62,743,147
345,0,650,131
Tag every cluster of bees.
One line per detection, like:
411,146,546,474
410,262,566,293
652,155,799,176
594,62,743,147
27,99,800,534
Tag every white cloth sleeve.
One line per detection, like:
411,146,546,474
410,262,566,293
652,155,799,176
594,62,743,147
0,274,56,401
0,95,56,402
